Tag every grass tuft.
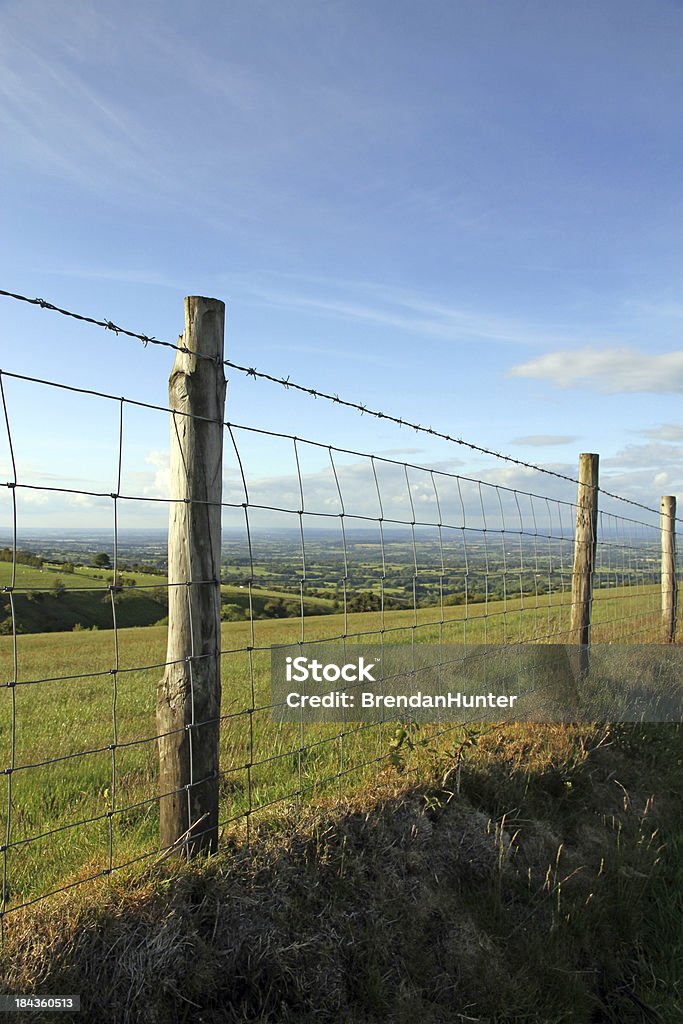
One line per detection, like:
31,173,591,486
1,723,681,1023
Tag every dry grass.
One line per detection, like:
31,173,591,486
1,722,681,1023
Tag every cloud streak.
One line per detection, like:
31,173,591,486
639,424,683,441
233,274,595,349
509,347,683,393
510,434,579,447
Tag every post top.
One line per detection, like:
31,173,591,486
184,295,225,308
176,296,226,364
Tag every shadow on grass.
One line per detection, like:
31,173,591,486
1,723,681,1024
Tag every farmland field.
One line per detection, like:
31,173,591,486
0,561,337,634
0,581,663,911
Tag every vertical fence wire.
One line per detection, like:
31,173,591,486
0,372,17,938
0,299,679,925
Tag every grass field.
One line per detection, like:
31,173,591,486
0,562,336,634
0,580,664,913
2,721,681,1022
1,582,681,1022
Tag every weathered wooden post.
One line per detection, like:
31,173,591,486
570,454,599,676
661,495,677,644
157,297,226,857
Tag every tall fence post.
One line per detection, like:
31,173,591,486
157,296,226,857
661,495,677,644
570,453,599,676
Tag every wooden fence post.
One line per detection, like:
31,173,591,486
570,454,599,676
157,296,226,857
661,495,677,644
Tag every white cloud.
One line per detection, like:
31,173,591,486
374,448,426,459
217,450,587,534
640,424,683,441
603,441,683,470
67,494,95,508
509,347,683,393
510,434,579,447
17,489,49,506
143,451,170,499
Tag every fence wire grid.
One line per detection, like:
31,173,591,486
0,292,680,926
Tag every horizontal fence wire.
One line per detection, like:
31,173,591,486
0,291,680,928
2,287,675,518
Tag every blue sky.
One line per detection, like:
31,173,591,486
1,0,683,531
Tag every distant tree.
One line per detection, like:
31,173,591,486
263,598,287,618
259,598,301,619
0,548,42,568
347,591,382,613
221,603,246,622
151,587,168,607
93,553,111,568
53,578,66,598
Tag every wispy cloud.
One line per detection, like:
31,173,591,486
510,434,579,447
639,424,683,441
373,448,426,459
0,4,277,216
35,265,185,290
509,347,683,393
231,274,595,348
0,1,416,229
603,440,683,470
257,340,412,372
0,21,175,201
597,439,683,508
624,299,683,323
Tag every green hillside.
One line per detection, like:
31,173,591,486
0,581,664,910
0,562,336,634
1,594,680,1022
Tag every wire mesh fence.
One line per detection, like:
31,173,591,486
0,291,679,927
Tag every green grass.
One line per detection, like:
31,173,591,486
0,581,665,911
0,581,680,1021
218,581,336,617
0,563,337,634
1,723,681,1023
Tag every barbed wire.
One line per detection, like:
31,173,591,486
0,289,176,353
0,346,676,928
2,286,668,520
0,366,671,537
